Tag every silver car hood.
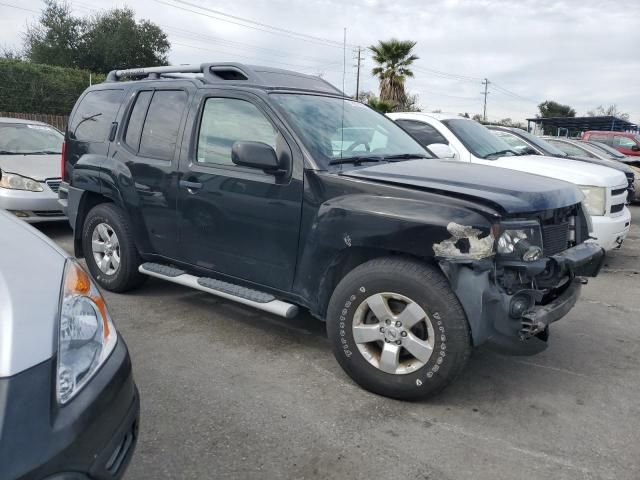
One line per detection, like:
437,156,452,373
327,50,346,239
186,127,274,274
0,211,66,377
0,154,60,181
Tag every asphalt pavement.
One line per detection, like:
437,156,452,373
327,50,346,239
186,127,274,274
40,205,640,480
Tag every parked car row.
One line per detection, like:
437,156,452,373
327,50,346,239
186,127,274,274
0,62,634,477
389,112,632,251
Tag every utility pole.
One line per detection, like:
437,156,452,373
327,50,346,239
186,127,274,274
481,78,490,122
354,47,363,100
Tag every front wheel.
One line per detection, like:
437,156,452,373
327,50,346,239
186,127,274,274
326,257,471,400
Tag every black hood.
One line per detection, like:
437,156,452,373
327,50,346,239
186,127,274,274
341,159,583,214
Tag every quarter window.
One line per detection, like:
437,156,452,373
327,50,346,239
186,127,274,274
139,90,188,161
69,89,123,143
197,98,278,166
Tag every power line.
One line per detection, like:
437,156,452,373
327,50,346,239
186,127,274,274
0,1,39,13
151,0,354,49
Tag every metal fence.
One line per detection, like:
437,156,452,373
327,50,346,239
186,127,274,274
0,111,68,131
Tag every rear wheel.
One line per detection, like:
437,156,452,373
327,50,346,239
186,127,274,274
82,203,146,292
326,257,471,400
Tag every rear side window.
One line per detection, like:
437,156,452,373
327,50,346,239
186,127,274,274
69,89,123,142
124,91,153,150
396,119,448,146
138,90,188,161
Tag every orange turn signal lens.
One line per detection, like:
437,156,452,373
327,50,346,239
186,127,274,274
64,262,91,295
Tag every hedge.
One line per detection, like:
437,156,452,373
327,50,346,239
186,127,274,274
0,60,105,115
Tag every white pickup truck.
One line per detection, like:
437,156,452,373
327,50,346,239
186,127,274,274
389,112,631,251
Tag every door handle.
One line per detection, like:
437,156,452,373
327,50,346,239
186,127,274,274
179,180,203,192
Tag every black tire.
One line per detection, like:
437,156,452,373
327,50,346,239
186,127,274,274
326,257,471,400
82,203,146,292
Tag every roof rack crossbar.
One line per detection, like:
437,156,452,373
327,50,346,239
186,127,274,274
107,64,202,82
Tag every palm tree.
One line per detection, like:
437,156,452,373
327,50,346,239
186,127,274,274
369,39,419,107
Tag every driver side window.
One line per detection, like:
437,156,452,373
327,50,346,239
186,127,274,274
197,98,278,166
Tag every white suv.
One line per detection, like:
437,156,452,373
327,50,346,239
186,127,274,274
389,112,631,251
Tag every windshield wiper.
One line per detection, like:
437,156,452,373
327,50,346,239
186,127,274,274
483,149,518,159
383,153,429,161
329,155,386,166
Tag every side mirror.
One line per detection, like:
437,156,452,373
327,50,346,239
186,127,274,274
429,143,456,159
231,141,281,173
631,144,640,152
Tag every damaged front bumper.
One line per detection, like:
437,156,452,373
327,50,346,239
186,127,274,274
439,242,604,355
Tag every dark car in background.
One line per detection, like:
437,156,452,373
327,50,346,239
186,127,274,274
488,125,635,202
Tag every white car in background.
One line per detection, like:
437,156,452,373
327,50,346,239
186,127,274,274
388,112,631,251
0,117,66,222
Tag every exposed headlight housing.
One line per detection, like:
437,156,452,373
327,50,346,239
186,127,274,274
579,186,606,216
57,259,117,404
496,220,544,262
0,171,44,191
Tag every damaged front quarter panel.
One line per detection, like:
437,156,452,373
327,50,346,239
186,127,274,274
433,222,495,260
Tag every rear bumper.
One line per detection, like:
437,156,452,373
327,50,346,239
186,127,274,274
441,242,604,356
0,336,139,480
591,208,631,251
0,185,66,222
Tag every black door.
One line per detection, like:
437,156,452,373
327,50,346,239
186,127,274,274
176,92,303,291
112,86,191,258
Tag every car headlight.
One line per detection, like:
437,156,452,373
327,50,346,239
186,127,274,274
496,220,544,262
57,259,117,404
0,171,44,191
579,186,606,216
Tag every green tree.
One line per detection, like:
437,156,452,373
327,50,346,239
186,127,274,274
367,96,396,114
79,7,170,73
369,39,419,109
537,100,576,118
24,0,83,68
23,1,169,74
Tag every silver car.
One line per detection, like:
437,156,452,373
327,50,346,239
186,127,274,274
0,205,140,478
0,117,66,222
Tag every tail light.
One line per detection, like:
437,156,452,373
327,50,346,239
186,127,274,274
61,140,66,180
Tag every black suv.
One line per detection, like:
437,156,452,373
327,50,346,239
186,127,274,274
60,63,604,399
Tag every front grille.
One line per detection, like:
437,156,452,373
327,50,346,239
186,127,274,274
612,187,627,197
610,203,625,214
33,210,64,217
542,222,569,256
45,178,62,193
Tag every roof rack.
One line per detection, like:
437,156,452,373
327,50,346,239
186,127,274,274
105,62,344,95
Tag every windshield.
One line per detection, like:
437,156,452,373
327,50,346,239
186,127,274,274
270,94,429,167
0,124,63,155
511,128,568,157
588,141,626,159
442,118,517,159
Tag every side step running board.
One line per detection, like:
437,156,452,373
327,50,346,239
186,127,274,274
139,263,298,319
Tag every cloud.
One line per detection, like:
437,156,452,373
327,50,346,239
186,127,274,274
1,0,638,122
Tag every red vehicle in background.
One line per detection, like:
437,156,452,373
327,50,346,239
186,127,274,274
582,131,640,157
